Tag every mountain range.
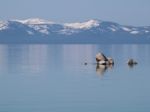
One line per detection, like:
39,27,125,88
0,18,150,43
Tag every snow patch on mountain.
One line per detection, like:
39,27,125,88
28,24,49,34
122,27,132,32
0,21,9,30
145,30,149,33
64,20,100,29
130,31,139,34
60,28,79,35
108,27,116,32
14,18,54,25
27,31,34,35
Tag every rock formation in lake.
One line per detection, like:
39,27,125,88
96,53,114,65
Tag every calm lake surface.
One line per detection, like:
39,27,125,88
0,44,150,112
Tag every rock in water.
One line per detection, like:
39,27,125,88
96,52,114,65
96,53,108,62
84,62,88,65
127,59,138,65
107,57,114,65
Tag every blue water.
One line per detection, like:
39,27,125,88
0,44,150,112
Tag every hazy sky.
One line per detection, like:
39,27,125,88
0,0,150,26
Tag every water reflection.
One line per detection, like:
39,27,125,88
96,65,107,75
0,44,150,76
128,63,138,69
96,64,114,76
0,45,8,73
0,44,50,74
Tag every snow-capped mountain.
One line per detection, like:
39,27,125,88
0,18,150,43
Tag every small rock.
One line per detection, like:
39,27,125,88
84,62,88,65
127,59,138,65
107,57,114,65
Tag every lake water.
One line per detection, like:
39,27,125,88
0,44,150,112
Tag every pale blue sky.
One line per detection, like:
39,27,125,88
0,0,150,26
